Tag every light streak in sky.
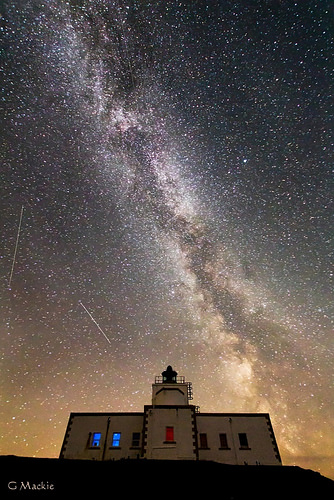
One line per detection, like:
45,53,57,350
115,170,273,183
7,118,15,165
8,205,24,290
79,301,111,344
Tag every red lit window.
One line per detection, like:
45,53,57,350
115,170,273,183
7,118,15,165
165,427,174,442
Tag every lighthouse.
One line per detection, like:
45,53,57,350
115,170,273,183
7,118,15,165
151,365,193,405
60,366,281,465
143,365,197,460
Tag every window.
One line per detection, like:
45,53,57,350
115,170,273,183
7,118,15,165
239,433,250,449
112,432,121,447
199,433,208,449
219,433,229,449
92,432,101,447
131,432,141,447
165,427,174,442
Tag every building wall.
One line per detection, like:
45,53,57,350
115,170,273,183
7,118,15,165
196,413,282,465
60,413,144,460
60,410,281,465
143,406,197,460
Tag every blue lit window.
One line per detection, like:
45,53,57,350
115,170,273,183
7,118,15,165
92,432,101,447
112,432,121,447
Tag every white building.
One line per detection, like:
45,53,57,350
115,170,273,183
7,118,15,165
60,366,282,465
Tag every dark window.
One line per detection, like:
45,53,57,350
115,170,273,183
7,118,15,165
132,432,141,447
219,433,229,449
199,433,208,448
239,433,250,449
92,432,101,447
112,432,121,447
165,427,174,442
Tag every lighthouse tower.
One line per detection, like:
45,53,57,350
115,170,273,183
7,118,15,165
151,365,193,405
142,366,198,460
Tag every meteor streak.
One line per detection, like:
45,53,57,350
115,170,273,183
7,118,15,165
8,205,24,289
79,301,111,344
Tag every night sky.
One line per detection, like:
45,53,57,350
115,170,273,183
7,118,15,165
1,0,333,479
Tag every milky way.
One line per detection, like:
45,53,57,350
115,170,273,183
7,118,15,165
1,1,333,478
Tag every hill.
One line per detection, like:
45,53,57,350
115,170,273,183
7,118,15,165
1,455,333,499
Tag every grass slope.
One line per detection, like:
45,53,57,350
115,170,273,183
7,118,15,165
1,455,333,499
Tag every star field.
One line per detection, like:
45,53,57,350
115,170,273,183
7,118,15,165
1,0,333,479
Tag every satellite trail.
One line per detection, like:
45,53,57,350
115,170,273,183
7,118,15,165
79,301,111,344
8,205,24,289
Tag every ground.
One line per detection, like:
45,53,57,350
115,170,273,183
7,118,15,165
1,455,333,499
